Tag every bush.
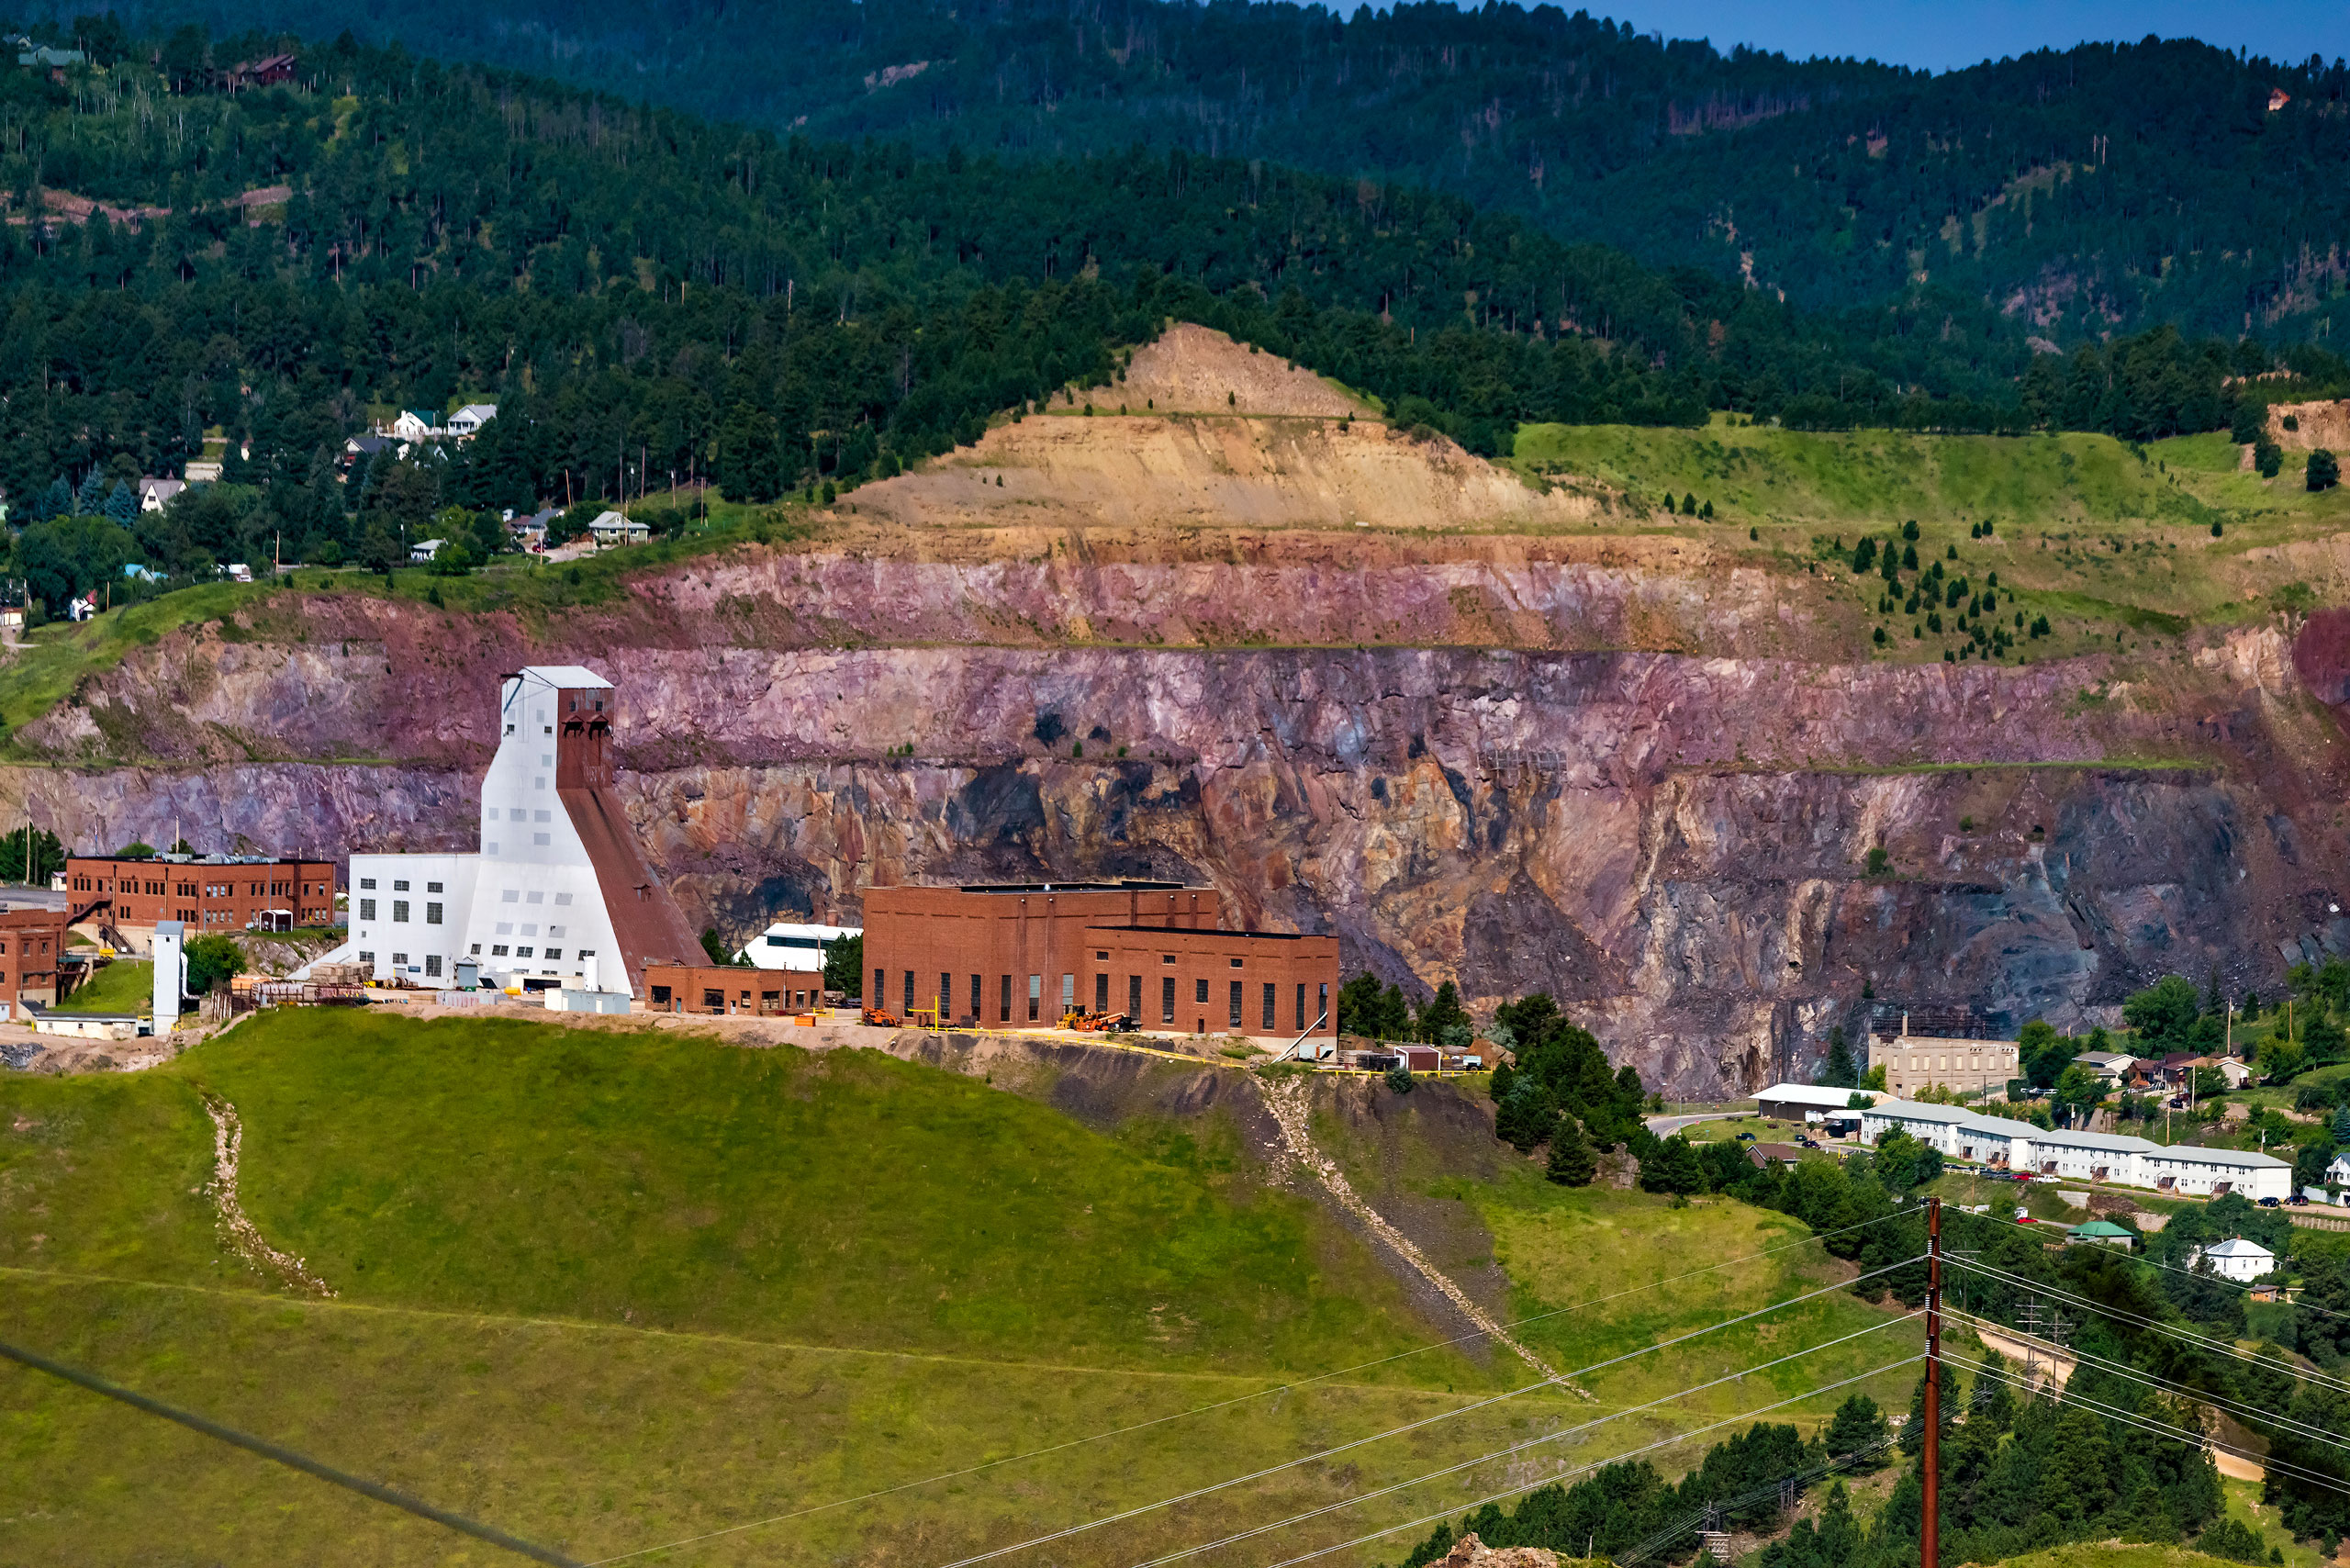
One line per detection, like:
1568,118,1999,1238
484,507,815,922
183,935,245,996
2310,449,2341,493
2255,438,2284,477
1384,1063,1416,1094
1545,1119,1597,1185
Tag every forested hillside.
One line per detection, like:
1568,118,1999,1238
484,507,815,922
43,0,2350,344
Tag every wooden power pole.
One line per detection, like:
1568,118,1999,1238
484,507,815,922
1923,1194,1942,1568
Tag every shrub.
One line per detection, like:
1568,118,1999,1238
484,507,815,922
2310,449,2340,493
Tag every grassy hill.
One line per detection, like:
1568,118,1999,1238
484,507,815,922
0,1012,1915,1566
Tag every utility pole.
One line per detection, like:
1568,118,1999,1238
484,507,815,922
1923,1194,1942,1568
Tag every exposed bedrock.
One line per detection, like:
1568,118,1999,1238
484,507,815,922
15,598,2347,1094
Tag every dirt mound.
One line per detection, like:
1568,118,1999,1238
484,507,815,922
848,409,1602,533
1111,323,1367,417
2268,399,2350,451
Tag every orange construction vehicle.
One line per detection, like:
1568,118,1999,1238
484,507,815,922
1060,1008,1136,1033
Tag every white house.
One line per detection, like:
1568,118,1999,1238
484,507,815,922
2072,1050,2137,1083
304,666,701,996
448,404,498,439
408,538,444,564
388,409,441,442
589,510,650,549
2192,1238,2277,1282
1754,1082,1876,1122
2327,1152,2350,1188
138,476,185,513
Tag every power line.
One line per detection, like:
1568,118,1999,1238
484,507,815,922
1947,1257,2350,1399
1960,1208,2350,1325
1248,1358,1925,1568
915,1259,1926,1568
0,1333,583,1566
1948,1308,2350,1455
588,1211,1906,1567
1944,1353,2350,1501
1122,1316,1924,1568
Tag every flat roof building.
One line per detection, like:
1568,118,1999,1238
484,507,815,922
738,921,860,975
306,666,700,995
862,881,1337,1041
1857,1098,2291,1201
66,854,335,935
1754,1082,1877,1122
1868,1016,2020,1100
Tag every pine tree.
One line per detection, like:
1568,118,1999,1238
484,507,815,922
74,468,108,516
1822,1025,1859,1087
1546,1117,1597,1186
105,479,138,523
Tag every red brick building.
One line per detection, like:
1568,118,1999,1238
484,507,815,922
644,965,829,1015
862,881,1337,1039
0,907,68,1015
65,854,337,933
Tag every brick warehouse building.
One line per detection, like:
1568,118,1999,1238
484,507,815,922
862,881,1337,1041
66,854,337,933
0,907,71,1018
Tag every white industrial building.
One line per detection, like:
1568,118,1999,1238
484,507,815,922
1855,1097,2291,1202
1753,1082,1878,1123
307,666,700,997
737,920,859,976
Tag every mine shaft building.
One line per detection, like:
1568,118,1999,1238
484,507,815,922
861,880,1337,1041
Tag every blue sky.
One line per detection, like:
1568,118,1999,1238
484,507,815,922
1366,0,2347,72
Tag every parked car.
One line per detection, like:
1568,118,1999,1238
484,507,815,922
2014,1207,2033,1222
1737,1132,1757,1143
2258,1196,2282,1208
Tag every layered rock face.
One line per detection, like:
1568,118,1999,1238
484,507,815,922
16,333,2350,1093
17,595,2344,1092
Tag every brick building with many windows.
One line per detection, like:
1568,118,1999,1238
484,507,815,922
0,907,71,1017
861,881,1338,1041
66,854,337,933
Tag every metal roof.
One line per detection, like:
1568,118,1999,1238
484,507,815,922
515,665,613,689
2205,1238,2276,1257
1756,1082,1874,1108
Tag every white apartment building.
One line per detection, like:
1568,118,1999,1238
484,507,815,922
309,666,701,996
1856,1098,2291,1202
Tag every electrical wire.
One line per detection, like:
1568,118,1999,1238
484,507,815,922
1946,1308,2350,1455
1946,1256,2350,1399
912,1258,1925,1568
1246,1358,1925,1568
1118,1318,1924,1568
1943,1352,2350,1500
586,1211,1908,1567
1958,1207,2350,1325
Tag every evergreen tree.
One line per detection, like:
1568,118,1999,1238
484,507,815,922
1417,980,1470,1044
1821,1393,1888,1465
1821,1025,1859,1088
104,479,139,524
73,468,107,517
2311,449,2341,493
1545,1117,1597,1186
36,477,70,521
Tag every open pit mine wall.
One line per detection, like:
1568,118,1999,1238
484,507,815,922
14,593,2350,1096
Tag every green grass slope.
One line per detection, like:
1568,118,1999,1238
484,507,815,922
0,1012,1926,1566
50,959,153,1015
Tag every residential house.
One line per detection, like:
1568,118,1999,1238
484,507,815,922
2072,1050,2136,1083
137,476,185,513
2065,1219,2137,1250
588,510,650,549
1745,1143,1806,1170
342,433,395,471
1857,1097,2293,1200
2214,1058,2254,1090
2190,1238,2277,1283
409,538,444,565
2326,1151,2350,1188
509,504,562,550
17,45,85,68
447,404,498,439
387,410,440,442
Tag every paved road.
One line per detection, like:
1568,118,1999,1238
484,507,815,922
1646,1110,1748,1137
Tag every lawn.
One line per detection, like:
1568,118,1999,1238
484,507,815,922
50,958,152,1015
9,1010,1639,1565
0,1009,1949,1567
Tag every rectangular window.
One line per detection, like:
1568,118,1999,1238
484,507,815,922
426,902,443,924
470,944,481,956
501,890,520,902
1230,957,1244,969
491,945,509,957
1161,976,1176,1024
703,990,724,1010
1194,978,1209,1005
425,955,442,978
544,948,562,961
360,878,376,890
427,881,443,893
1095,973,1109,1013
359,898,376,921
1319,982,1328,1032
516,946,534,958
1229,980,1243,1029
394,879,410,891
1297,983,1307,1032
1027,974,1041,1022
1061,974,1075,1013
392,900,409,923
1001,974,1012,1022
358,950,375,964
1263,982,1277,1031
874,968,885,1004
904,969,916,1013
1128,974,1142,1018
652,985,672,1005
942,972,953,1014
391,952,408,968
970,974,982,1020
533,810,552,823
532,834,551,846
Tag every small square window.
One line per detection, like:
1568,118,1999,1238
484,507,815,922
532,834,551,846
391,952,408,967
1095,950,1109,960
427,881,443,893
469,943,481,955
393,879,410,891
425,955,442,978
516,946,535,958
1229,957,1244,968
533,810,552,823
545,948,563,960
359,878,376,890
554,892,574,906
497,922,515,935
501,890,520,903
526,891,544,904
1161,954,1177,964
509,808,527,822
491,944,509,957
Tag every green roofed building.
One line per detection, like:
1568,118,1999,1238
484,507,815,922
2065,1219,2137,1249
